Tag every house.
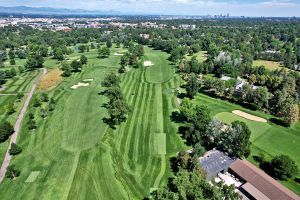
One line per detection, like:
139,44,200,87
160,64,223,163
199,150,235,181
229,159,300,200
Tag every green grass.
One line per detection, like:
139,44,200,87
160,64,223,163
253,60,283,71
0,70,39,165
144,47,174,83
186,51,207,62
0,46,187,199
194,93,300,195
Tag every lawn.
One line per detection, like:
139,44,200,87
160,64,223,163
0,46,186,199
253,60,282,71
186,51,208,62
194,93,300,195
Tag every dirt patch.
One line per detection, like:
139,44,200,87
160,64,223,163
37,68,63,90
144,61,154,67
232,110,267,123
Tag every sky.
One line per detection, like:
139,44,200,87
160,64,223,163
0,0,300,17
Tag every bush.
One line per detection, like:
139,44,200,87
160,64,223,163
28,119,37,130
6,165,20,179
9,143,22,155
0,121,14,142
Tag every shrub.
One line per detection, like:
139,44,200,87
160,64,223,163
9,143,22,155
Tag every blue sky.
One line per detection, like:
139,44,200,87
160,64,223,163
1,0,300,16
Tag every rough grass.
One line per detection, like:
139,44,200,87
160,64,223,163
0,46,187,199
194,93,300,195
253,60,282,71
37,68,63,91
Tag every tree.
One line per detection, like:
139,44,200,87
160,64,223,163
25,53,44,70
6,165,20,179
53,48,64,61
0,121,14,142
151,169,241,200
98,47,110,58
186,73,199,98
33,97,41,107
250,87,269,110
70,60,82,72
41,93,49,102
101,73,120,88
270,155,299,180
282,103,299,126
106,99,130,126
61,61,72,77
9,143,22,155
49,98,56,111
6,102,15,115
106,39,112,48
80,55,88,65
28,119,37,130
10,59,16,65
78,45,86,53
219,121,251,158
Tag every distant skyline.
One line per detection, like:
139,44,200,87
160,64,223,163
0,0,300,17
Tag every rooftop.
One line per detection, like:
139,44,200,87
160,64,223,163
230,159,300,200
199,150,235,180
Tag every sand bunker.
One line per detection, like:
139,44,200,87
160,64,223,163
71,82,89,89
83,79,94,82
232,110,267,123
144,61,154,67
114,53,124,56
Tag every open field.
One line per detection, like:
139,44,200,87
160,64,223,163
194,93,300,195
186,51,208,62
0,46,186,199
253,60,282,71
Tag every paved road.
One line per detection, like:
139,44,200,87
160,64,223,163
0,68,47,183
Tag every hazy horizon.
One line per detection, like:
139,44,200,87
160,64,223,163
0,0,300,17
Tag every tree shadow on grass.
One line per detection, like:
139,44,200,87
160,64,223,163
295,177,300,184
269,118,289,127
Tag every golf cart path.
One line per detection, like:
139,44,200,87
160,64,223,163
0,68,47,183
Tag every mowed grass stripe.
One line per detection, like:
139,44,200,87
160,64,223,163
128,82,146,163
140,84,156,178
131,83,149,164
137,83,152,164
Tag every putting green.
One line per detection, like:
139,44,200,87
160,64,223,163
215,112,272,141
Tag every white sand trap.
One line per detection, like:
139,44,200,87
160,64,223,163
144,61,154,67
71,82,89,89
232,110,267,123
25,171,40,183
114,53,124,56
83,79,94,82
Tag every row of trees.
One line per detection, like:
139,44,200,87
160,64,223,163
201,75,299,126
101,73,130,128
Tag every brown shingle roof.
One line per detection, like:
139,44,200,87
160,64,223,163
230,159,300,200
